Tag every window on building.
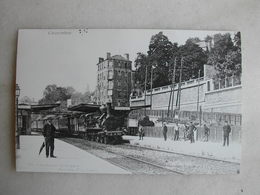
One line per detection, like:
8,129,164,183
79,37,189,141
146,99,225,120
108,70,113,79
108,81,113,89
207,81,210,91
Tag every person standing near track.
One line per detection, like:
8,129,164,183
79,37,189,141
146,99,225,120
188,121,197,143
43,117,56,158
138,124,144,140
162,122,168,141
223,121,231,146
203,123,210,142
174,122,180,141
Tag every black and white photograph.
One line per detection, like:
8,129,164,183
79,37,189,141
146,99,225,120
15,29,242,174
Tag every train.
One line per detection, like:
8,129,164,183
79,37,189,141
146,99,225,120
30,103,147,144
68,103,148,144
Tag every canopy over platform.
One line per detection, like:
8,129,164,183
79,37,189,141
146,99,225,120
68,103,101,113
31,104,60,112
18,103,60,112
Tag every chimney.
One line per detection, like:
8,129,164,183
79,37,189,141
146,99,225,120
124,53,129,60
99,58,104,63
107,52,111,59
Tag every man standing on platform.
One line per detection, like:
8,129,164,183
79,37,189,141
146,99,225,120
174,122,180,141
203,123,210,142
43,117,56,158
138,124,144,140
189,121,197,143
163,122,168,141
223,121,231,146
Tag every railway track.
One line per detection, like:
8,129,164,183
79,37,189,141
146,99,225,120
90,143,185,175
123,143,240,165
61,137,240,174
61,137,184,174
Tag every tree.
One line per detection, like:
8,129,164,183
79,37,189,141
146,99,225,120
134,32,178,89
148,32,178,88
207,33,241,78
20,96,34,104
134,52,149,90
173,41,207,82
39,84,75,104
134,32,208,90
70,90,93,105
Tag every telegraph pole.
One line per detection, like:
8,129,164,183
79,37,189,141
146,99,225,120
150,63,155,110
144,64,148,116
171,57,177,115
197,69,201,112
167,61,172,117
178,57,183,111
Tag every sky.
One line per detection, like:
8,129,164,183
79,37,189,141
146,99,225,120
16,29,235,101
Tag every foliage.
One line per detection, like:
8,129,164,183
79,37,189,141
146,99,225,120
148,32,178,88
134,32,207,89
20,96,34,104
173,41,207,82
39,84,94,106
71,91,93,105
207,32,241,78
38,84,75,104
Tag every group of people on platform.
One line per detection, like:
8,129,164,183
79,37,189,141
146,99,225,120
138,120,232,146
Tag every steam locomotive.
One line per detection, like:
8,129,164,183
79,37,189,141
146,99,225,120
68,103,148,144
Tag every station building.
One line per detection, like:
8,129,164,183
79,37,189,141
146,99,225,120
95,52,132,108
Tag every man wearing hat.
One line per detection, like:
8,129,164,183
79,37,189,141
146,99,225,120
162,122,168,141
223,121,231,146
43,117,57,158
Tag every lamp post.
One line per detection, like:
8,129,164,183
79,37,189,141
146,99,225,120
16,84,20,149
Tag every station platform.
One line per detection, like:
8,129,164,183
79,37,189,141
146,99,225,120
16,135,130,174
123,135,241,163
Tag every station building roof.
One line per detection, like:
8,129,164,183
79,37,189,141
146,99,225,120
68,103,101,113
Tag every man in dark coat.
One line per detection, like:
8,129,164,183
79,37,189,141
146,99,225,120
163,122,168,141
223,121,231,146
138,124,144,140
204,124,210,142
43,117,56,158
189,122,197,143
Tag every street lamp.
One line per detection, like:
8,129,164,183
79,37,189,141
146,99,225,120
16,84,20,149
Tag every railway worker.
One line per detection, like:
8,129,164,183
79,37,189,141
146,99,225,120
223,121,231,146
138,124,144,140
184,123,189,140
203,123,210,142
162,122,168,141
43,117,57,158
174,122,180,141
188,121,197,143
